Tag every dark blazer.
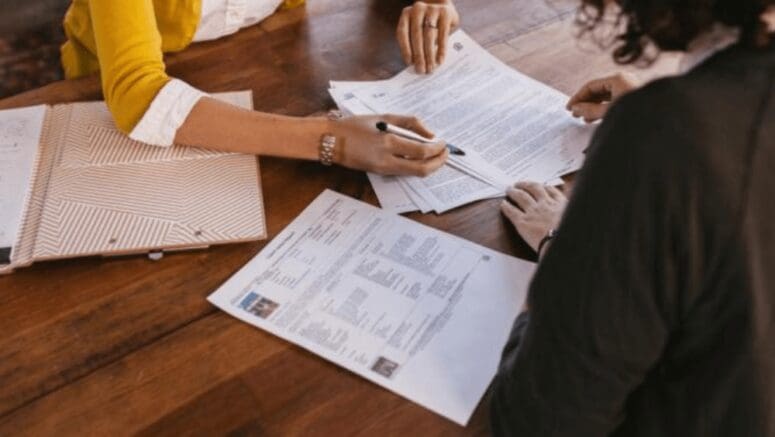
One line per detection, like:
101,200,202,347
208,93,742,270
491,41,775,436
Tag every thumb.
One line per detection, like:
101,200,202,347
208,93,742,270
569,102,608,123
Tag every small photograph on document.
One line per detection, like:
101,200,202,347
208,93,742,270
371,356,400,379
238,291,280,319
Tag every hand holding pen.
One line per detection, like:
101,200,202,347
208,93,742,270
376,121,465,156
327,114,449,177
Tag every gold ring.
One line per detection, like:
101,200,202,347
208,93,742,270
424,18,438,29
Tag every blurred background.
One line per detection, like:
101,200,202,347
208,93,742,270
0,0,69,99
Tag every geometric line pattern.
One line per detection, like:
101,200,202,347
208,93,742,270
34,199,175,258
58,102,231,169
0,91,266,272
34,150,265,258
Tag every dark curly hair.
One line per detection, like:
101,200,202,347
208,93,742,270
578,0,775,64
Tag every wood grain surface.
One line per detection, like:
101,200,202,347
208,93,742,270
0,0,679,435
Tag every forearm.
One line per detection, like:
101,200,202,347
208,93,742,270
174,97,328,160
174,98,449,176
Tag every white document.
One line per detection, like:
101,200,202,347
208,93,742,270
366,173,420,214
329,82,381,115
208,190,535,425
0,105,46,254
330,82,506,214
331,82,503,213
350,31,593,212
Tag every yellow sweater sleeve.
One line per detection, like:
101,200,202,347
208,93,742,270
88,0,171,134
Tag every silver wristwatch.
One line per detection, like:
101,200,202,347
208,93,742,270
319,134,337,166
319,110,343,166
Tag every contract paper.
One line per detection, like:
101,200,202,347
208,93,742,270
330,81,503,214
208,190,535,425
0,105,46,257
331,30,593,213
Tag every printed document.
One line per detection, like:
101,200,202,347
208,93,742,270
331,80,504,214
331,31,593,213
0,105,46,254
208,190,535,425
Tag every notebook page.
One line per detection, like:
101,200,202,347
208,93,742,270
0,105,46,261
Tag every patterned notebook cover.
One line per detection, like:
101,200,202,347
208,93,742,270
1,91,266,273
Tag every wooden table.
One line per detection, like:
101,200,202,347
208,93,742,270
0,1,678,434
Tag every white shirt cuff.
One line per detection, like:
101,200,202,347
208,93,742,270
129,79,207,147
194,0,283,42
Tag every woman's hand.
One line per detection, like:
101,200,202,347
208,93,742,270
331,114,449,176
501,182,567,252
397,0,460,74
566,73,640,123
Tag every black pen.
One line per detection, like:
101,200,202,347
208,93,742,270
376,122,465,156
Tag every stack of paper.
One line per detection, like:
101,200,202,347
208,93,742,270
329,31,594,214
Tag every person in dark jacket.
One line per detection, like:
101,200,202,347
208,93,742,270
493,0,775,435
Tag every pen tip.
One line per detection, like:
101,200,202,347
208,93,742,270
447,144,466,156
376,121,387,131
